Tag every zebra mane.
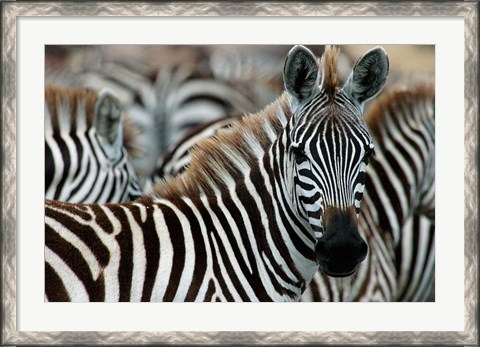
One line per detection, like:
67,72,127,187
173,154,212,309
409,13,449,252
45,84,139,155
147,94,292,200
365,82,435,140
320,46,340,97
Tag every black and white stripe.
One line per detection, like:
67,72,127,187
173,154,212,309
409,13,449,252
302,83,435,301
369,84,435,301
147,83,435,302
47,46,285,184
46,48,161,185
45,45,389,302
154,63,282,155
45,85,143,203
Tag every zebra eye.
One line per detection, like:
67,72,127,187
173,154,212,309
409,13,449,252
292,147,308,163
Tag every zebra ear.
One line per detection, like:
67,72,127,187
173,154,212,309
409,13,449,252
342,46,389,106
283,45,320,109
94,89,123,145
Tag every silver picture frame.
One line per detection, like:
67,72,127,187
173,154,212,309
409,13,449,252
2,1,478,345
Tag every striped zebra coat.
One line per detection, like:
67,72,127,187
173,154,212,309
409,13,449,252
45,85,143,203
149,83,435,302
45,45,389,302
46,53,161,187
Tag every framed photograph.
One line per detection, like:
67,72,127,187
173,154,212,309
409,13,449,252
2,1,477,345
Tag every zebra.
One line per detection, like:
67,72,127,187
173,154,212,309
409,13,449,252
302,83,435,301
46,47,161,186
147,82,435,302
45,45,389,302
45,84,143,203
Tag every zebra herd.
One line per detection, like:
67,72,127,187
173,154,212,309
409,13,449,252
44,45,435,302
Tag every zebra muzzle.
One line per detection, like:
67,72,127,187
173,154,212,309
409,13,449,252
314,207,368,277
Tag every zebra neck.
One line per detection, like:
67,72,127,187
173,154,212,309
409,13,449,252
140,95,319,299
268,133,318,279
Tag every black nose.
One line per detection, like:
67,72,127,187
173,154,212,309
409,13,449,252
315,207,368,277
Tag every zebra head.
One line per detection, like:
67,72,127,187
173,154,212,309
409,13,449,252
283,45,388,277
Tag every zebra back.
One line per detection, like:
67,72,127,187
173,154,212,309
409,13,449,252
45,85,143,203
